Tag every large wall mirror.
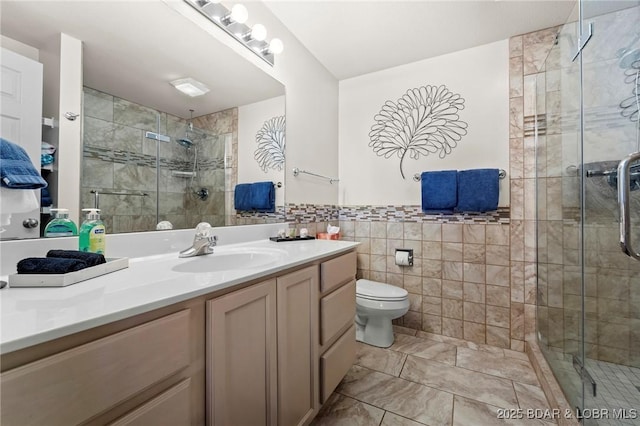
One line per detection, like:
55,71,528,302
0,0,285,239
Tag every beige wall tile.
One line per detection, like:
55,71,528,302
464,322,486,344
510,56,524,98
463,263,485,284
371,221,387,238
486,245,510,266
404,222,422,240
442,243,463,261
464,282,486,303
387,222,403,239
423,241,442,260
487,285,510,307
509,35,523,58
442,318,464,339
487,306,510,328
511,302,525,340
422,223,442,241
463,224,486,244
423,296,441,316
371,238,387,255
422,278,442,297
510,97,524,139
442,280,463,300
443,299,463,320
486,265,510,287
355,221,371,237
422,314,441,334
404,275,422,294
463,244,486,264
443,261,463,281
486,326,510,348
442,224,463,243
464,302,486,324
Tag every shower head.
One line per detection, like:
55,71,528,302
176,137,194,148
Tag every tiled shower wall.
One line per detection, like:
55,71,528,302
531,6,640,368
82,88,229,233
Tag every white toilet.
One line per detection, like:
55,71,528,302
355,279,410,348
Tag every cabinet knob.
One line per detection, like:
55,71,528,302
23,218,39,228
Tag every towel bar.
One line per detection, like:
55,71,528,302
413,169,506,182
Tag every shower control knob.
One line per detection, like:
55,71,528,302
22,218,39,228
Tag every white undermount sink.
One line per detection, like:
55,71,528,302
171,246,288,273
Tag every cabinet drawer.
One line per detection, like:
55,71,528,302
320,251,356,294
1,309,191,426
320,280,355,345
109,378,191,426
320,325,356,403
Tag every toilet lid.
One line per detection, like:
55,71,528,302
356,279,408,301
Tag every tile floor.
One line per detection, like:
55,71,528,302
312,327,557,426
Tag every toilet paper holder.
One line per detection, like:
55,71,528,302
395,249,414,266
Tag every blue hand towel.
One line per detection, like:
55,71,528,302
234,183,253,211
421,170,457,214
251,181,275,212
1,138,48,189
456,168,499,212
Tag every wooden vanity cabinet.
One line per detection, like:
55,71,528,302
318,251,357,403
0,304,204,426
0,248,357,426
206,265,319,426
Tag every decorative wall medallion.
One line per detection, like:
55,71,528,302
620,61,639,123
369,85,468,179
254,115,286,172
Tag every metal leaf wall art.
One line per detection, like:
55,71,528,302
254,115,285,173
369,85,468,179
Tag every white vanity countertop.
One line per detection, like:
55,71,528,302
0,239,359,354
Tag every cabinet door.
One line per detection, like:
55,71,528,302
207,280,277,426
277,266,319,426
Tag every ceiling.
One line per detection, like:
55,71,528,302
0,1,284,119
266,0,577,80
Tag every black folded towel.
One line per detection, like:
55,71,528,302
47,250,106,267
17,257,88,274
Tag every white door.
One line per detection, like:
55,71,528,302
0,47,44,239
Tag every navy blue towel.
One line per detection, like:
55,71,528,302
17,257,88,274
421,170,457,214
0,138,48,189
47,250,106,267
234,183,253,211
251,181,275,212
456,168,500,212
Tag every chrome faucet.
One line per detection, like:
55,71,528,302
179,223,218,258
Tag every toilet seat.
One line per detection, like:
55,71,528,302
356,279,408,301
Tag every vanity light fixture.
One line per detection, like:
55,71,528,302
186,0,283,66
170,78,210,97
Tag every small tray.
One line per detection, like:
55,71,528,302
8,257,129,288
269,236,316,242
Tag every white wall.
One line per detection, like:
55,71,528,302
167,0,340,206
0,35,39,61
339,40,509,206
238,95,286,206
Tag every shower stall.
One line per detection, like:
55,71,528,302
81,88,231,233
535,1,640,424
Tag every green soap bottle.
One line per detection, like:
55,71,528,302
44,208,78,237
79,208,106,254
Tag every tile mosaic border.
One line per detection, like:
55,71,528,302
235,204,510,224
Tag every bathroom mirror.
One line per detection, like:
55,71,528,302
0,0,285,238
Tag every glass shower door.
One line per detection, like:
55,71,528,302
580,1,640,424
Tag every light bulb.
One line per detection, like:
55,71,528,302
251,24,267,41
230,4,248,24
268,38,284,55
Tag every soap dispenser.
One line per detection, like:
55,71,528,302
79,208,106,254
44,208,78,237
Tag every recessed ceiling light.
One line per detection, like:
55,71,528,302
170,78,210,97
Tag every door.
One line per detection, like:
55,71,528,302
277,266,318,426
0,47,43,239
579,1,640,424
206,280,277,426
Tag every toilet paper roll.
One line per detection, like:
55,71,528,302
395,251,411,266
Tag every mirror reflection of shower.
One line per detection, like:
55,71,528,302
175,109,209,201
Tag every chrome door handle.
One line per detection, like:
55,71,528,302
22,218,39,228
617,151,640,261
